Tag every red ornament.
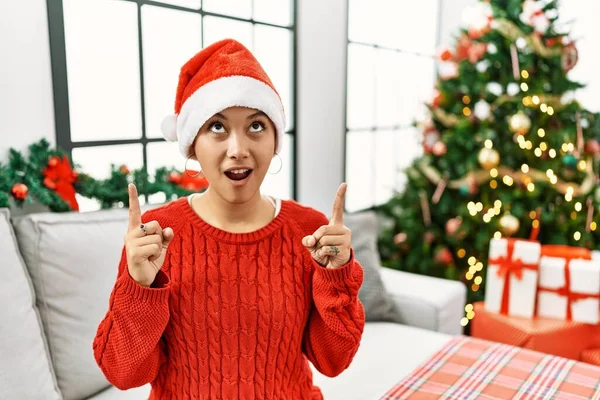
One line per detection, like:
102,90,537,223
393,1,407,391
43,155,79,211
437,48,454,61
48,156,59,168
11,183,28,200
584,140,600,157
394,232,408,245
455,34,487,64
422,127,440,154
562,42,579,72
120,165,130,175
445,217,463,236
432,141,447,156
435,247,454,266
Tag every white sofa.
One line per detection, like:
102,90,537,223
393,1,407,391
1,205,465,400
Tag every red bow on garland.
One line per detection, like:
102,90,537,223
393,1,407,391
43,156,79,211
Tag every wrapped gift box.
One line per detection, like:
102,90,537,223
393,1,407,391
484,238,541,318
581,349,600,366
471,302,600,361
537,245,600,325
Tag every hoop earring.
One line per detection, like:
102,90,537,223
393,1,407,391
269,153,283,175
185,156,202,178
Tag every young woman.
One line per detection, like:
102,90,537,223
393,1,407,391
93,38,365,400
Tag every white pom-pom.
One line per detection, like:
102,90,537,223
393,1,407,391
161,114,178,142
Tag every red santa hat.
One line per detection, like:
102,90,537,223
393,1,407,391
161,39,286,157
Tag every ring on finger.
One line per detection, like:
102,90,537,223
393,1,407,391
140,224,147,235
329,246,340,256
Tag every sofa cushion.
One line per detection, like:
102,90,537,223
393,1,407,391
12,207,134,400
312,322,451,400
0,209,61,400
344,211,403,323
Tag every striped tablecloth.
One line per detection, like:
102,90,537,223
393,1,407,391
382,335,600,399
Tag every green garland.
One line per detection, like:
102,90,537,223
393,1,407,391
0,139,207,211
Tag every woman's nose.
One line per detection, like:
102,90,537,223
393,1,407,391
226,131,250,159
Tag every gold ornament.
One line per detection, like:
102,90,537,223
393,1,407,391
509,111,531,135
499,212,520,236
478,148,500,170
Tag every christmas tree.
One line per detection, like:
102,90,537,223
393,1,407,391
377,0,600,327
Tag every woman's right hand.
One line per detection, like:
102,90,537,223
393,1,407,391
125,183,174,287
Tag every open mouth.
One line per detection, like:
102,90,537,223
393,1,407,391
224,168,253,181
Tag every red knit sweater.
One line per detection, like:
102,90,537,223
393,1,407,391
93,198,365,399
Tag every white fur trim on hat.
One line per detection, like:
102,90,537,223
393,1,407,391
165,75,286,157
161,114,178,142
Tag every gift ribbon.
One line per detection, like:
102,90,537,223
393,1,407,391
537,255,600,321
490,239,539,315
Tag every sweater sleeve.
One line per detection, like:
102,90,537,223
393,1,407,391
302,251,365,377
92,247,171,390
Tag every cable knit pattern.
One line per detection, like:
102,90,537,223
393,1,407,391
93,197,365,399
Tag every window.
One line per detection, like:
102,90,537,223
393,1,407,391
558,0,600,112
344,0,440,212
47,0,296,210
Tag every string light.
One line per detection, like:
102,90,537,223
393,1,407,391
575,202,582,212
521,83,529,91
567,143,575,152
540,142,548,151
465,304,473,312
463,95,471,104
532,219,540,229
525,141,533,150
494,231,502,239
490,180,498,189
461,318,469,327
540,103,548,113
467,310,476,319
547,106,554,115
457,249,466,258
468,256,477,266
578,160,587,171
565,187,574,202
561,143,569,152
494,200,502,208
530,211,537,219
534,148,543,157
463,107,472,116
474,276,483,285
485,139,493,149
532,95,540,105
503,176,514,186
466,271,474,280
591,222,597,231
571,211,577,219
527,183,535,192
490,168,498,178
521,164,529,173
521,70,529,79
549,149,557,158
574,231,581,241
523,97,532,106
537,128,545,137
475,262,484,271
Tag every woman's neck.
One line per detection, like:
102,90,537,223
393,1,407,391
193,188,275,233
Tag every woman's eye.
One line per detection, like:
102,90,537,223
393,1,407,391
210,123,225,133
250,122,265,132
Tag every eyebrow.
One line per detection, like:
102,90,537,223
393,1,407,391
247,111,268,119
212,111,268,120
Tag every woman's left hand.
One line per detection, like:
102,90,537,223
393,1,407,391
302,183,352,269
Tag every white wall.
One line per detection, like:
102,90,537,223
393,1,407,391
0,0,55,162
296,0,348,213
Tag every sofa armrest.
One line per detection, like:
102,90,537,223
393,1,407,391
379,267,467,335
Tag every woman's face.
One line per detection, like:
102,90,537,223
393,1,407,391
192,106,276,204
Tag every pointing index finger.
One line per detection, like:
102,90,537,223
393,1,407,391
128,183,142,231
330,182,347,225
